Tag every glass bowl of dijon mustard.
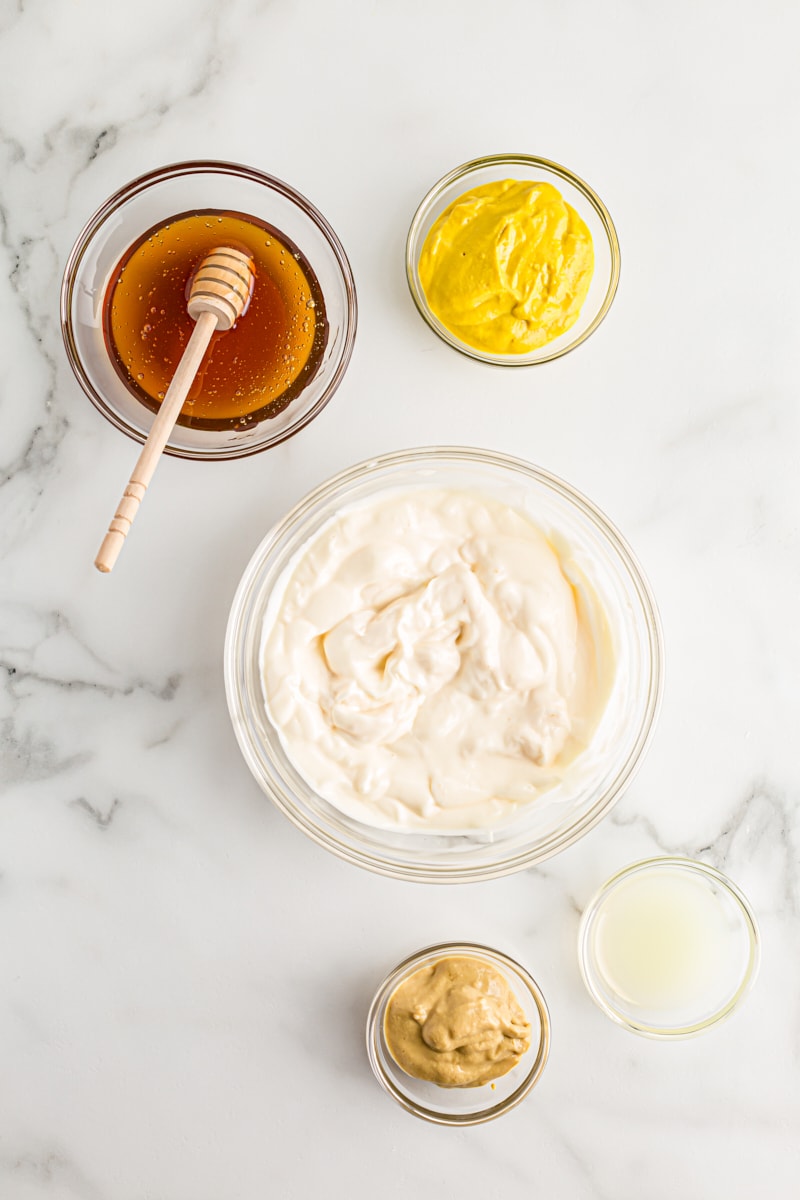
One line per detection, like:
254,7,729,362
61,161,357,460
366,942,551,1125
406,153,620,365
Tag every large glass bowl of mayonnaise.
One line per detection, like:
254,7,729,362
224,446,663,883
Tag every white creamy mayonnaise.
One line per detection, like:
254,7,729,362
260,489,613,831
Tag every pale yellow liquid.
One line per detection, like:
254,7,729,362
592,869,744,1016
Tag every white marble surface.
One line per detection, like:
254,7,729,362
1,0,799,1196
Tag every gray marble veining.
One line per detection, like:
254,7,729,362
1,0,799,1197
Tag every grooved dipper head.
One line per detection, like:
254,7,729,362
187,246,256,331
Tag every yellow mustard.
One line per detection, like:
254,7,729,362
418,179,594,355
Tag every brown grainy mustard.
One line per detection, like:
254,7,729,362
384,956,531,1088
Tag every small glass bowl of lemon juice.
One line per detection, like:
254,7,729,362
578,857,760,1038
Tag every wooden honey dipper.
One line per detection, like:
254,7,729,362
94,246,255,573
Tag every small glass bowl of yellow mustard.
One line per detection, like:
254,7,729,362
366,941,551,1125
406,153,620,366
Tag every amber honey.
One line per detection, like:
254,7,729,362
103,210,327,429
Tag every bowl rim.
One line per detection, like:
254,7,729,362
365,940,551,1125
224,445,665,883
405,152,621,366
577,855,761,1039
60,158,358,461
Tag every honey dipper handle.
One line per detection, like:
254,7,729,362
94,310,218,573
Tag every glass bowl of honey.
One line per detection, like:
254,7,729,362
61,161,357,459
